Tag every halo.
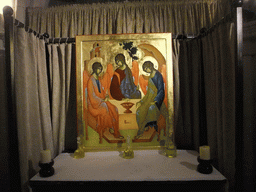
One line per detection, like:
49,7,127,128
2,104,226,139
139,56,159,76
87,57,106,76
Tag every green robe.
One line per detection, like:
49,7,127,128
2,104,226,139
136,78,167,136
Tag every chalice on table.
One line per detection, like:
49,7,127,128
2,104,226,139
121,102,134,113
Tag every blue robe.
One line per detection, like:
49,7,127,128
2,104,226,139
151,71,165,110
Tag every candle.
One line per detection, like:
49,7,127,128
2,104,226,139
199,146,210,160
40,149,52,164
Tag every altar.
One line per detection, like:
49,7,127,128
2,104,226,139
29,150,228,192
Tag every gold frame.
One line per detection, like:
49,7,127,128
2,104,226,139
75,33,174,155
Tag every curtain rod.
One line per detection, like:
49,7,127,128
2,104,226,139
12,17,196,44
45,34,196,44
14,19,47,39
191,11,234,40
13,11,234,44
189,0,243,40
12,8,196,44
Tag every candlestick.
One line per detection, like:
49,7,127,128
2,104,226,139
40,149,52,163
197,146,212,174
197,156,213,174
39,160,55,177
123,135,134,159
39,149,54,177
165,131,177,158
199,146,210,160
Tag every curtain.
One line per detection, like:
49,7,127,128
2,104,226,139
47,43,72,157
27,0,230,38
172,39,181,144
14,26,72,191
175,39,202,150
201,22,236,190
174,21,236,189
14,27,52,191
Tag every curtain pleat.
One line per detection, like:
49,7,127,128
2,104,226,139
27,0,229,37
172,39,181,145
37,37,54,152
65,44,72,112
48,44,60,156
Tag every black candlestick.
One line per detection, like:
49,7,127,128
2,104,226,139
197,156,213,174
39,160,55,177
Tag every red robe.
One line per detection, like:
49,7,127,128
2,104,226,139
87,75,119,135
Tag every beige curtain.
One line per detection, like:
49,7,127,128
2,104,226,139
47,43,72,157
202,22,236,189
27,0,230,37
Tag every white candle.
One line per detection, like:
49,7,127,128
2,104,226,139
40,149,52,163
199,146,210,160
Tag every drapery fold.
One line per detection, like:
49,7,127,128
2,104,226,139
172,39,181,140
27,0,230,37
47,43,72,157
